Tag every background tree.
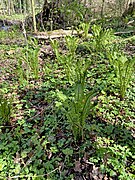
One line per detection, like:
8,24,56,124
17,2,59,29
31,0,37,32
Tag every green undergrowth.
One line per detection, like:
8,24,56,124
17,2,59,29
0,29,25,45
0,14,26,21
0,24,135,179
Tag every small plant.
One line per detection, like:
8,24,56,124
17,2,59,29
60,54,75,83
50,39,60,61
79,22,90,38
51,36,78,61
23,38,40,80
113,54,135,100
17,58,28,86
91,25,114,52
65,36,79,56
51,37,90,84
0,95,12,126
51,36,78,59
65,83,96,141
108,52,135,100
51,39,74,82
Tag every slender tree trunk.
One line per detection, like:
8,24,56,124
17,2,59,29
31,0,37,32
101,0,105,18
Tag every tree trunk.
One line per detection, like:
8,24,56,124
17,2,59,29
25,0,64,31
122,1,135,17
31,0,37,32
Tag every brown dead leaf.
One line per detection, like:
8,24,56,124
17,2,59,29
74,160,82,173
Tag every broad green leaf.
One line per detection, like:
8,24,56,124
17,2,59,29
62,148,73,156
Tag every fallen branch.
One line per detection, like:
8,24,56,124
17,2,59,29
114,30,135,35
30,29,84,39
30,28,135,40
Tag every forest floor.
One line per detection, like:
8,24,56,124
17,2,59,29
0,15,135,180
